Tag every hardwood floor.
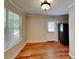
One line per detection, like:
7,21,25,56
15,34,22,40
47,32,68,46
15,41,72,59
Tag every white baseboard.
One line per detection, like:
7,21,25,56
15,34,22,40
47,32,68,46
13,42,27,59
27,40,58,43
27,40,47,43
47,39,58,41
69,53,75,59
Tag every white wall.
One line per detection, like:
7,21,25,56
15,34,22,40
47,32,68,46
26,15,58,43
26,15,68,43
69,5,75,58
56,16,68,24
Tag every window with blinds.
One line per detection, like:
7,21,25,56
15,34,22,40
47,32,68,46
4,8,22,52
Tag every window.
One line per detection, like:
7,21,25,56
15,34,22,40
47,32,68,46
60,24,63,32
48,21,55,32
4,8,22,51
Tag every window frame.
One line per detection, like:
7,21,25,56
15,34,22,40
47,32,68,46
4,7,22,52
47,21,55,33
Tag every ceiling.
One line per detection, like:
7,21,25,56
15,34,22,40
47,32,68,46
12,0,74,16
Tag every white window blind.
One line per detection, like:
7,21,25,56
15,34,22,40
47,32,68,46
4,8,22,52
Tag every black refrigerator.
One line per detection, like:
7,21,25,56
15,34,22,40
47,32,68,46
58,23,69,45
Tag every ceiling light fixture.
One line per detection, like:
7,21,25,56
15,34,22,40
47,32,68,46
41,0,51,10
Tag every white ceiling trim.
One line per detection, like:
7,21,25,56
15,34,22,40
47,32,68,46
67,2,75,9
9,0,25,15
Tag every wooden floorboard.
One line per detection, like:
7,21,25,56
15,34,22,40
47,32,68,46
15,41,72,59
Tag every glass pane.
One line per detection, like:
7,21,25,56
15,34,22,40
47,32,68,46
8,10,15,28
8,29,19,40
60,24,63,32
8,10,20,29
48,22,55,32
